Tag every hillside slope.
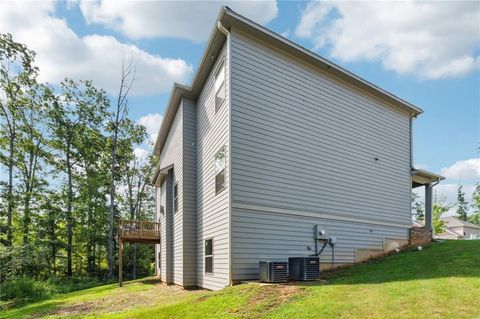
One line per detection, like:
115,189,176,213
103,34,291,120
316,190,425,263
3,240,480,319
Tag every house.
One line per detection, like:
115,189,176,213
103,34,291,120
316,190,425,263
150,7,445,290
437,216,480,240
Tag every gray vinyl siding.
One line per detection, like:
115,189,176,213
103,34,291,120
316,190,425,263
155,186,160,277
229,29,412,280
195,43,230,290
232,207,409,279
182,98,197,286
159,184,167,280
159,104,183,285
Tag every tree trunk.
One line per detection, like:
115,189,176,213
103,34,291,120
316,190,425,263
66,142,73,277
22,193,31,245
108,136,117,279
6,131,14,246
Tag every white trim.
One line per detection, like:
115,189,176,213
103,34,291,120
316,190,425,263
232,202,411,229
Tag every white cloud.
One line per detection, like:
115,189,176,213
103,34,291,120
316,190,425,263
133,147,149,161
441,158,480,182
295,1,480,79
138,113,163,146
0,1,192,95
79,0,278,42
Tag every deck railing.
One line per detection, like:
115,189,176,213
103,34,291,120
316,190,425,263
118,220,160,242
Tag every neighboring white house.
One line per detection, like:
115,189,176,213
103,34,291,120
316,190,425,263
150,7,444,290
437,217,480,240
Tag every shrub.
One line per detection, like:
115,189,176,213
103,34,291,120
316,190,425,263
0,276,106,310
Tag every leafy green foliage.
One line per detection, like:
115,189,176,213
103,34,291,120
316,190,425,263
456,185,468,221
0,276,106,310
469,183,480,225
433,194,450,234
0,33,156,300
411,191,424,220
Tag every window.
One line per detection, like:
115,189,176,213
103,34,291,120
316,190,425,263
205,239,213,274
158,252,161,269
215,147,226,194
214,61,226,112
173,183,178,212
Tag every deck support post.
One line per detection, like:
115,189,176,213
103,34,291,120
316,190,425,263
119,238,123,287
425,183,433,231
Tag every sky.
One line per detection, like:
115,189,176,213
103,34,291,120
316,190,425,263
1,0,479,212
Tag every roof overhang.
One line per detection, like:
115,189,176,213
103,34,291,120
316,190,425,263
151,164,173,186
411,169,445,188
153,6,424,156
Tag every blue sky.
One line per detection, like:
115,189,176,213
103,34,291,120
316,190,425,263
1,1,479,207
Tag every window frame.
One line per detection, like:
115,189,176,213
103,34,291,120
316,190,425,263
173,183,178,212
204,238,214,275
214,60,226,113
214,146,227,195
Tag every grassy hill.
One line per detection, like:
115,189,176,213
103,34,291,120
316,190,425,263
3,240,479,319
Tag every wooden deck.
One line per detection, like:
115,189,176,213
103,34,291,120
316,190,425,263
118,220,160,287
118,219,160,244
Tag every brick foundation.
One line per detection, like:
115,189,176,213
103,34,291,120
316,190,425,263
409,227,432,245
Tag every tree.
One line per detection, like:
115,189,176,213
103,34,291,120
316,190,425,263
122,151,153,279
456,185,468,221
468,183,480,225
432,194,451,234
107,59,135,279
16,84,52,245
411,192,424,221
0,33,38,247
49,79,109,276
76,125,109,276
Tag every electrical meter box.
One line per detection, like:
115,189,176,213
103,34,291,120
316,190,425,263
314,224,327,240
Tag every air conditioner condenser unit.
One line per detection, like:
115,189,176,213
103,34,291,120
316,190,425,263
288,257,320,281
259,261,288,283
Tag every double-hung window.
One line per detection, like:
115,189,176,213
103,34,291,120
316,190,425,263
215,147,226,194
214,61,226,112
205,239,213,274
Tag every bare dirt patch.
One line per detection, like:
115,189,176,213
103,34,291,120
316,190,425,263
39,281,203,318
232,284,303,317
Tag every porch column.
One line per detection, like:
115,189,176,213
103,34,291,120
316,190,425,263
424,183,433,230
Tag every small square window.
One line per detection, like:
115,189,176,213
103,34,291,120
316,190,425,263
214,148,226,194
173,183,178,212
205,239,213,274
214,61,226,112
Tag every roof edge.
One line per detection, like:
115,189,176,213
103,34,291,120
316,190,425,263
153,7,228,155
222,7,423,116
153,6,424,156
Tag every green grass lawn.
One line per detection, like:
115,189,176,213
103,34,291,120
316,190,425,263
3,240,479,319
